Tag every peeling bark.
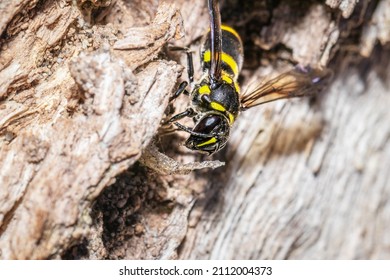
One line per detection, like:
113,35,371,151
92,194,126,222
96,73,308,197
0,0,184,259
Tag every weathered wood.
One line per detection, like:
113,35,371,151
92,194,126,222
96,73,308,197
178,1,390,259
0,0,389,260
180,60,390,259
0,0,184,259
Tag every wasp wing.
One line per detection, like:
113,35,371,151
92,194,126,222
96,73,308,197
240,66,332,110
208,0,222,84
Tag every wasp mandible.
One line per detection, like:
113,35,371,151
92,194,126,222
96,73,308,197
169,0,331,155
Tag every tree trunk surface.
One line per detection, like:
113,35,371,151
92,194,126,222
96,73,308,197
0,0,389,259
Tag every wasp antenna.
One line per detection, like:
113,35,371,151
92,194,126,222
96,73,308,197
208,0,222,86
174,122,215,138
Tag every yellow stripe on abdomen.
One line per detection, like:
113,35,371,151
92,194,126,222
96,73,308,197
203,50,239,80
221,72,240,93
221,25,242,43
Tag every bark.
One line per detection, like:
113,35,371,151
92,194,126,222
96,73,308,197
0,0,389,259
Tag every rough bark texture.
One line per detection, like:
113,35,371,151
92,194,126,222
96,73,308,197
0,0,389,259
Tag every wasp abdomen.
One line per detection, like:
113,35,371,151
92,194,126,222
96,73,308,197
201,25,244,81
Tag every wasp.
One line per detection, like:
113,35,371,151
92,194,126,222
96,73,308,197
169,0,331,155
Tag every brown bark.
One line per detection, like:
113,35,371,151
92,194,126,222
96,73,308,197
0,0,389,259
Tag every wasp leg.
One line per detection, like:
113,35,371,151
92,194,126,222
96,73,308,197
200,94,212,105
169,108,196,123
168,46,194,83
186,51,194,83
170,81,189,102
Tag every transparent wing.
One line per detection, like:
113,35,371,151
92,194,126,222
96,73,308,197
208,0,222,84
240,66,333,110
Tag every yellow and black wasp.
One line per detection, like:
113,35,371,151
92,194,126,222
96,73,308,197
169,0,331,155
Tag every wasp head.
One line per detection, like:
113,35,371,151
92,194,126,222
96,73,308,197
184,112,230,155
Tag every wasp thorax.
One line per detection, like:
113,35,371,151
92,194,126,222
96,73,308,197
185,113,230,155
210,81,237,99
